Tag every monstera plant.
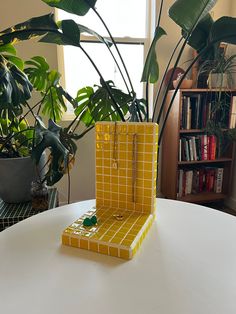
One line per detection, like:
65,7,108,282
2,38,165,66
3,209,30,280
1,0,236,203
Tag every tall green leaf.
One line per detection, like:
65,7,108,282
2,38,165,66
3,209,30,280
40,19,81,47
169,0,217,33
0,14,58,45
210,17,236,45
141,26,166,83
42,0,97,16
182,13,214,51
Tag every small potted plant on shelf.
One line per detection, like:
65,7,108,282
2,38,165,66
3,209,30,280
1,0,236,204
198,52,236,89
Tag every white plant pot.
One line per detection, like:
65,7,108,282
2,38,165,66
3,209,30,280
208,73,229,89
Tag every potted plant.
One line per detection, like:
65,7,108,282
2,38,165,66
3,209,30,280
1,0,236,204
198,51,236,89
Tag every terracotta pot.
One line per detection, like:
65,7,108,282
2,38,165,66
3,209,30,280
173,79,193,89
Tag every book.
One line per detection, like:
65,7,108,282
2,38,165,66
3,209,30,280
215,168,224,193
229,95,236,128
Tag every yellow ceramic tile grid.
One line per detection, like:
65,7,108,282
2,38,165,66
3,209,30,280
62,122,158,259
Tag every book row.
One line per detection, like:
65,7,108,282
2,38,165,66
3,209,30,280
181,95,230,130
179,135,217,162
177,167,224,198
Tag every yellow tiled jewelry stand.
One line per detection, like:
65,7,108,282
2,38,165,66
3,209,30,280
62,122,158,259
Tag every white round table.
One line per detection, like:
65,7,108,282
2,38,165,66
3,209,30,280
0,199,235,314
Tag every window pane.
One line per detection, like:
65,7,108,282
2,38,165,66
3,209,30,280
57,0,147,38
63,43,144,98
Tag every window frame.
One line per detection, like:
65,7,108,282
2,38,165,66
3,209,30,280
56,0,157,120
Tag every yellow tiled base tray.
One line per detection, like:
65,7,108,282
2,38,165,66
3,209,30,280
62,122,158,260
62,206,155,260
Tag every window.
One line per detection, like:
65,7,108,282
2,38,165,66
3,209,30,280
57,0,156,115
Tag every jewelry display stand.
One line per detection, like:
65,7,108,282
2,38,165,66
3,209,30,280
62,122,158,259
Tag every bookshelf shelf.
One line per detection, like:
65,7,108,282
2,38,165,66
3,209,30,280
178,158,233,165
178,192,227,203
161,89,236,204
180,129,204,134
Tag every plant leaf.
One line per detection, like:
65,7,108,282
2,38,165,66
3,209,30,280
0,44,16,55
182,13,214,51
6,56,24,70
74,82,132,125
169,0,217,33
25,56,50,91
42,0,97,16
32,117,70,186
0,14,58,45
61,20,80,46
209,17,236,45
141,26,166,83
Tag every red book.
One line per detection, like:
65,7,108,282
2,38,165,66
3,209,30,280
209,135,216,160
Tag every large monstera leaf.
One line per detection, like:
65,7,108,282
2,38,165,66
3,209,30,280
169,0,217,33
0,44,24,70
42,0,97,16
74,81,132,126
0,55,33,107
32,117,70,186
141,26,166,83
0,14,58,46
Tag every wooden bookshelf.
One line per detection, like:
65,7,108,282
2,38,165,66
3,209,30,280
160,89,236,204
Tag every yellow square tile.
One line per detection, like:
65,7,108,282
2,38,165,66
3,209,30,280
144,153,153,162
119,143,127,151
120,249,130,259
111,200,119,208
111,185,118,193
118,151,126,160
80,239,89,250
144,180,152,189
119,134,127,142
145,125,155,134
111,177,118,184
99,244,109,255
90,242,98,252
104,168,111,175
62,235,70,245
111,237,123,244
121,239,133,246
70,237,79,248
96,148,102,156
137,125,145,133
144,163,153,171
118,177,126,185
145,144,154,153
145,134,154,143
109,246,119,257
118,169,126,177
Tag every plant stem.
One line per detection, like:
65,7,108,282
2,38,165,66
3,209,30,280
145,81,149,121
157,5,211,126
152,36,183,122
49,87,56,122
79,44,125,121
158,53,202,145
91,6,143,121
